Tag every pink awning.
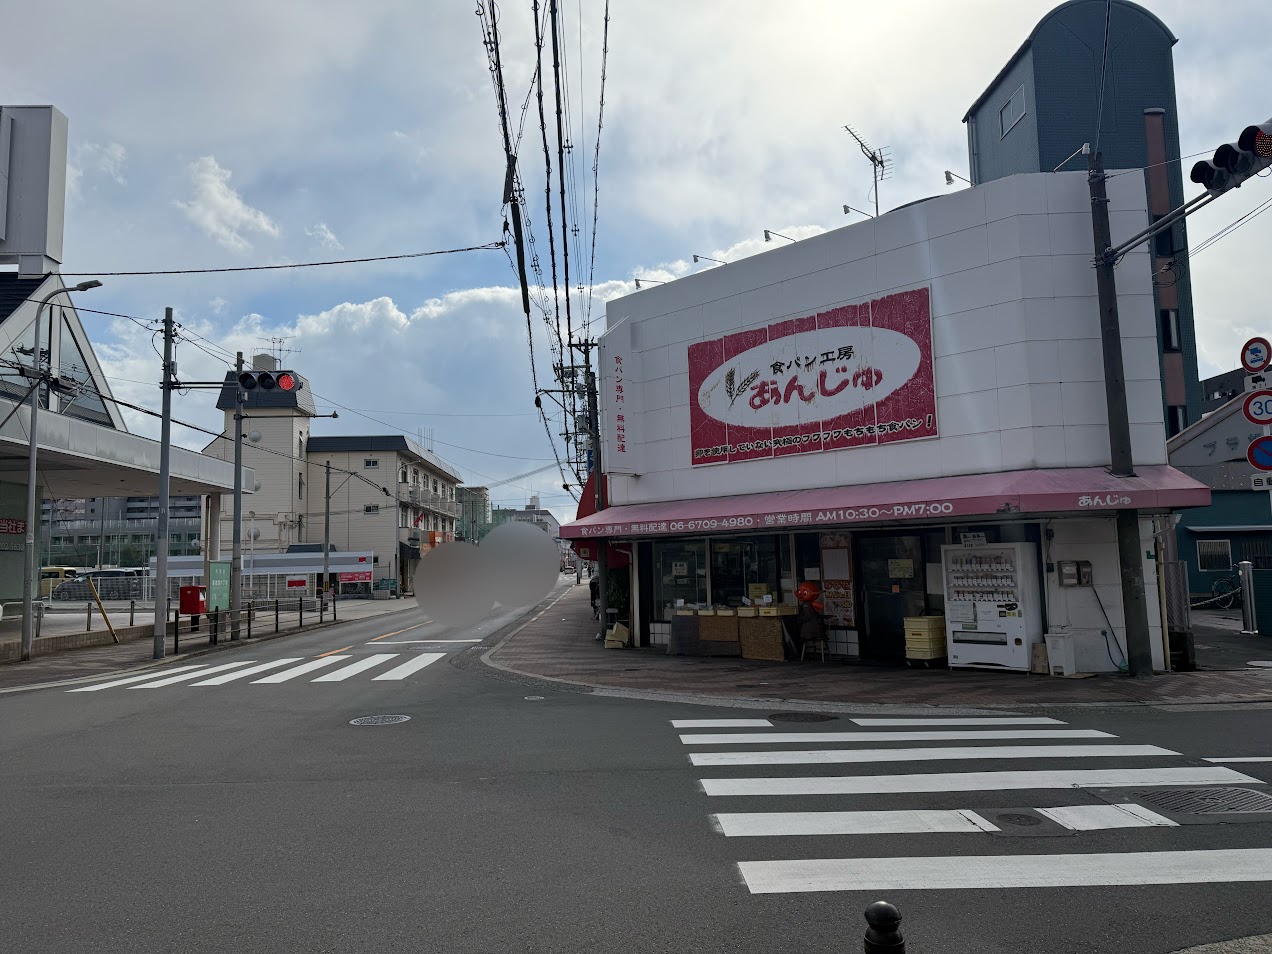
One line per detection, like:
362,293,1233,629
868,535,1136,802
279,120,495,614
559,465,1210,539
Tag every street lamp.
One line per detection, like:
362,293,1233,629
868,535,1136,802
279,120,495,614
843,204,874,218
763,230,795,243
633,278,666,289
945,170,972,186
692,254,726,265
20,279,102,661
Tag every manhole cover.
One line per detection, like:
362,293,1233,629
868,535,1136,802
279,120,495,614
1133,788,1272,814
768,712,838,723
349,715,411,726
996,812,1044,827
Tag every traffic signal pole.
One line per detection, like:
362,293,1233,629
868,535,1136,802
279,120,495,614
230,351,244,641
1088,151,1154,677
1082,122,1272,676
323,460,331,599
153,309,175,659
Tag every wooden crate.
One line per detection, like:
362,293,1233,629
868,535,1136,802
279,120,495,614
736,606,758,617
739,617,785,661
905,645,948,660
904,616,946,638
699,614,740,642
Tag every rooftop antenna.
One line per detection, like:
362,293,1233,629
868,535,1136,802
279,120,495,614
257,335,300,366
843,124,892,217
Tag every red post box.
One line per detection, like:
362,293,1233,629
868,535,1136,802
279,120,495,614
179,585,206,615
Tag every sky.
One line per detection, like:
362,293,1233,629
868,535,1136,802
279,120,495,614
2,0,1269,525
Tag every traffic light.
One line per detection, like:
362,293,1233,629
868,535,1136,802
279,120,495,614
238,369,299,392
1190,119,1272,195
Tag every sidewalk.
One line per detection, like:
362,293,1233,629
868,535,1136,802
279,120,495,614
486,585,1272,707
0,596,419,691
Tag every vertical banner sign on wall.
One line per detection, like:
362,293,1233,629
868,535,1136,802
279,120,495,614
601,317,640,475
818,531,855,628
688,287,936,465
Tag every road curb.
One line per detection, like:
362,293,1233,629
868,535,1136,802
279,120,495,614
468,593,1272,712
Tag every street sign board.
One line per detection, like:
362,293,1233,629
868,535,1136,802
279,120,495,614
207,560,230,611
1248,436,1272,471
1241,337,1272,373
1243,390,1272,426
1253,475,1272,490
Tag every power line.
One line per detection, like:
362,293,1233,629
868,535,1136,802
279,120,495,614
60,242,504,277
1093,0,1112,155
582,0,611,337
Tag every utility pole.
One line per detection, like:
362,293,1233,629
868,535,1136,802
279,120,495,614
1087,151,1153,677
20,279,102,661
576,339,607,637
323,460,331,600
153,308,175,659
230,352,245,640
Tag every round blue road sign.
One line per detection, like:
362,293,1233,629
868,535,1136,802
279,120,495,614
1248,436,1272,471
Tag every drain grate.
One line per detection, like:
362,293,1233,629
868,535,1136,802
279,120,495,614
769,712,838,723
995,812,1044,827
1133,788,1272,815
349,715,411,726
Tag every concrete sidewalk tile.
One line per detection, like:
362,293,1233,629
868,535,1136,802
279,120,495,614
486,583,1272,707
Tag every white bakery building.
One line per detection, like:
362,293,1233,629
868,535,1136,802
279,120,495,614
560,171,1208,673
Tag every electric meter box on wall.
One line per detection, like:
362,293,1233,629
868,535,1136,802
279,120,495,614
1057,560,1093,587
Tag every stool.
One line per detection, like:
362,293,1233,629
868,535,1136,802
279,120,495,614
800,634,828,662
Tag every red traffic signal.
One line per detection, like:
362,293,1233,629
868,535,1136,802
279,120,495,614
1191,118,1272,195
238,370,299,392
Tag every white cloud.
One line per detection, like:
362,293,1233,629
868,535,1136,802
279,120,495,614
305,222,343,251
174,155,281,252
209,297,228,314
67,141,128,194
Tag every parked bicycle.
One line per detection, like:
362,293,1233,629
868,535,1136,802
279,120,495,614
1210,566,1244,610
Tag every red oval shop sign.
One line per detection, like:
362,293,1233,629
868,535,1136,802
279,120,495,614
687,287,936,466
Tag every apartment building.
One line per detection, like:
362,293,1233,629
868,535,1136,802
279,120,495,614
305,435,462,592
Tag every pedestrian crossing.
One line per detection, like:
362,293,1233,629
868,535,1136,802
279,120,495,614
67,651,449,692
671,714,1272,895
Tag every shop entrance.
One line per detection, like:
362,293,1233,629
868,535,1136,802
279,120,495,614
859,534,925,662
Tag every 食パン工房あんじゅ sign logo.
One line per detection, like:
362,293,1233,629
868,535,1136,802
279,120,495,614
687,287,936,465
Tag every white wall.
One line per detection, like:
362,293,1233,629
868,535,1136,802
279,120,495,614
601,171,1163,507
1042,516,1165,671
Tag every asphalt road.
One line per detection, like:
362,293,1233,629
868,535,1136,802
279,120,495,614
3,585,1272,954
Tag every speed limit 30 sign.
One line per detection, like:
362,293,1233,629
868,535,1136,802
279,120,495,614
1243,390,1272,426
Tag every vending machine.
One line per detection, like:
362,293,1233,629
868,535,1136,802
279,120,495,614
940,543,1043,670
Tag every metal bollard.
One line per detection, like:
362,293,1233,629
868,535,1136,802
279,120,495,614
129,600,135,627
333,594,337,621
86,601,92,632
864,902,904,954
1240,560,1258,634
247,601,253,639
275,599,280,634
211,607,219,646
299,598,304,628
320,598,325,624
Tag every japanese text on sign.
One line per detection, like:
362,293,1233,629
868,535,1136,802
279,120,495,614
689,287,936,466
0,518,27,535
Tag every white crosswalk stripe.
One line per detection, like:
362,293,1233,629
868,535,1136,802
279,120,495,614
65,649,460,691
373,652,445,680
688,744,1178,767
666,715,1272,895
679,729,1113,745
191,659,304,685
131,662,256,687
67,665,211,691
737,849,1272,893
312,653,399,682
252,657,347,683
